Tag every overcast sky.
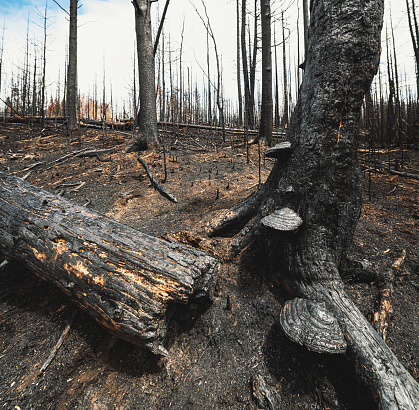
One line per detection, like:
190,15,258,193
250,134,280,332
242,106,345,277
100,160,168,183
0,0,416,115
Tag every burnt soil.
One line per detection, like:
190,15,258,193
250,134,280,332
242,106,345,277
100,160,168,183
0,122,418,409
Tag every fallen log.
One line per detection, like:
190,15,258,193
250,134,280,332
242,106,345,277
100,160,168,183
0,172,217,355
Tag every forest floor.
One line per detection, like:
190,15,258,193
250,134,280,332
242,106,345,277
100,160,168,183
0,122,418,409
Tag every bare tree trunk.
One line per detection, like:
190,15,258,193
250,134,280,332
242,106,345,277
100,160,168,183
130,0,158,151
32,58,37,118
179,20,184,124
67,0,78,131
249,0,258,129
133,46,138,125
211,1,419,408
40,2,47,127
406,0,419,98
241,0,253,130
259,0,272,145
193,0,225,140
302,0,309,58
274,26,280,128
236,0,243,127
282,11,289,127
153,0,170,56
0,22,4,96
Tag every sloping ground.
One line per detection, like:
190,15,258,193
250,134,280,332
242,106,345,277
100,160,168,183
0,122,417,409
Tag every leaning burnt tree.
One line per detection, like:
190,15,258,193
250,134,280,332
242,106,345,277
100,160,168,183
210,0,419,408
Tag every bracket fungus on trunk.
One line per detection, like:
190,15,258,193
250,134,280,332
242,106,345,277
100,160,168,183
280,298,347,354
265,142,292,159
261,207,303,232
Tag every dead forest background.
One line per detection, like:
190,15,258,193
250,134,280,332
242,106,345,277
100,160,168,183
0,0,418,409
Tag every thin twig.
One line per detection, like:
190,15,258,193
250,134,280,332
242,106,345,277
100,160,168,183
137,156,177,203
22,171,31,180
69,181,86,191
386,186,397,196
40,318,74,373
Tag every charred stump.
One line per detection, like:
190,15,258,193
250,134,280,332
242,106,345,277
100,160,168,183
0,173,217,356
211,0,419,408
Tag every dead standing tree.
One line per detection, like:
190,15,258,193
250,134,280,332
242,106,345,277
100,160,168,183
210,0,419,408
127,0,159,152
406,0,419,98
67,0,78,131
258,0,273,146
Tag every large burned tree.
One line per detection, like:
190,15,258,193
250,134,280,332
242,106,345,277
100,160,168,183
211,0,419,408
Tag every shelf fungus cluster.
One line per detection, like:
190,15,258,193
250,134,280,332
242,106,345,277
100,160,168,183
280,298,347,354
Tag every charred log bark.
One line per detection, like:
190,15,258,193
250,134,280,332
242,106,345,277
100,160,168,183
0,173,217,356
211,0,419,408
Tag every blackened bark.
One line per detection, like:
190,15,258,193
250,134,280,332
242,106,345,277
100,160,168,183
132,0,158,151
281,11,288,127
236,0,243,126
259,0,273,145
67,0,78,131
241,0,254,130
0,173,217,356
406,0,419,98
302,0,309,58
211,1,419,408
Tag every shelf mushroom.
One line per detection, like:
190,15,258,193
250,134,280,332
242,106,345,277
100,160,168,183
261,207,303,232
265,141,292,159
280,298,347,354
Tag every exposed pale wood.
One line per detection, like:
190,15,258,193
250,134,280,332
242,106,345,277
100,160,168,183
0,173,217,355
373,250,407,340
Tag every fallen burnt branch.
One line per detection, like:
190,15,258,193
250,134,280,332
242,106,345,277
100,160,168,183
158,121,286,139
0,173,217,355
373,250,407,341
360,162,419,181
137,155,177,203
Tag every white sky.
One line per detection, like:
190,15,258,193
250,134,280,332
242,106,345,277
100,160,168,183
0,0,417,116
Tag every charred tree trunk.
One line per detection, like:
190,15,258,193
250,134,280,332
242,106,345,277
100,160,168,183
302,0,309,58
241,0,254,130
406,0,419,98
0,173,217,356
210,1,419,408
258,0,273,146
129,0,159,152
282,11,289,127
236,0,243,127
67,0,78,131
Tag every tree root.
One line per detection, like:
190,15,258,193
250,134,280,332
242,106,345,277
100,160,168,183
209,186,267,238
